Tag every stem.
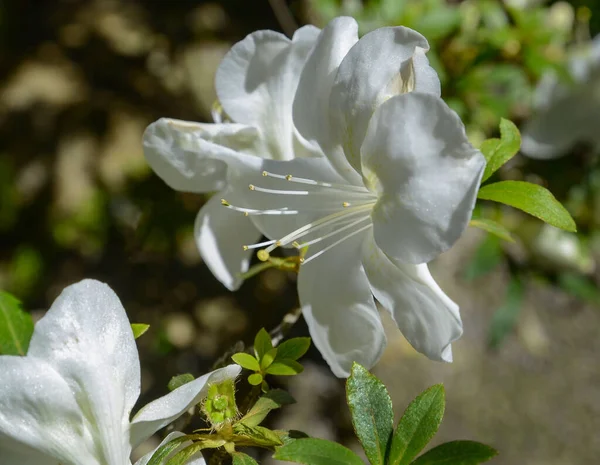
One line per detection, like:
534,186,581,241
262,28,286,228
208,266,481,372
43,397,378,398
267,0,298,38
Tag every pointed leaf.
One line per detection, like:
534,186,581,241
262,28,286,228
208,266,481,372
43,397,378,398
275,337,311,361
389,384,445,465
165,439,226,465
481,118,521,182
147,435,193,465
232,452,259,465
239,389,295,427
167,373,195,392
469,218,514,243
233,424,283,447
0,290,33,355
131,323,150,339
273,438,364,465
231,352,260,371
478,181,576,232
346,363,393,465
266,359,304,376
410,440,498,465
254,328,273,360
260,348,278,371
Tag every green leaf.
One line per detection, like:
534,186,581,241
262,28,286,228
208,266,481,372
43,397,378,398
558,272,600,306
266,359,304,376
254,328,273,360
147,436,191,465
388,384,445,465
273,438,364,465
131,323,150,339
0,290,33,355
168,373,195,392
248,373,263,386
464,234,503,281
233,423,283,448
260,348,278,371
410,440,498,465
478,181,576,232
231,352,260,372
165,439,226,465
232,452,260,465
488,277,523,349
275,337,311,361
480,118,521,182
239,389,295,427
469,218,514,243
346,363,393,465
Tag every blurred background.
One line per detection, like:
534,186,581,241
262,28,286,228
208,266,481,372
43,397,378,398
1,0,600,464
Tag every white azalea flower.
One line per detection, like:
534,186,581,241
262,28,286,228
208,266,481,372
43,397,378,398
0,279,240,465
522,34,600,159
222,17,485,377
143,25,321,290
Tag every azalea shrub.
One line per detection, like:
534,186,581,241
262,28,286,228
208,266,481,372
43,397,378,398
0,3,592,465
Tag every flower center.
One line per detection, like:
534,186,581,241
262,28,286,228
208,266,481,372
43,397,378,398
222,171,377,264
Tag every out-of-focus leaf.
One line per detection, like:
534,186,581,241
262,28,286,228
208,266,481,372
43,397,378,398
469,218,514,242
0,291,33,356
346,363,393,465
388,385,445,465
273,438,364,465
478,181,577,232
480,119,521,182
558,272,600,307
464,234,503,281
168,373,195,392
488,277,523,349
410,440,498,465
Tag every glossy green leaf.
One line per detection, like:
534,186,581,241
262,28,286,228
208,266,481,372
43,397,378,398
168,373,195,392
275,337,311,361
0,290,33,355
388,384,445,465
478,181,576,232
233,423,283,448
248,373,263,386
131,323,150,339
410,440,498,465
464,234,503,281
469,218,514,243
165,439,225,465
254,328,273,360
231,352,260,372
239,389,295,427
346,363,393,465
260,348,278,371
273,438,364,465
266,359,304,376
147,436,192,465
232,452,259,465
488,277,523,349
480,118,521,182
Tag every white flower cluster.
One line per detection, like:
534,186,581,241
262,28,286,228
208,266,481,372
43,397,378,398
144,17,485,377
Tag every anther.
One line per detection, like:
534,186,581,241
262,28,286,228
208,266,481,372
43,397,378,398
249,184,255,191
342,202,350,207
221,199,230,206
276,240,282,246
244,212,249,216
243,245,249,251
257,250,270,262
262,171,268,176
292,241,300,248
285,174,293,181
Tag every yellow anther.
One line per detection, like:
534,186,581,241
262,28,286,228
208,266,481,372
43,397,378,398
249,184,255,190
221,199,230,206
342,202,350,207
243,245,249,251
292,241,300,248
262,171,268,176
276,240,282,246
299,257,305,263
244,212,249,216
285,174,292,181
257,250,270,262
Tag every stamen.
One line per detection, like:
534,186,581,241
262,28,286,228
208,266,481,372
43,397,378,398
242,239,276,251
221,203,298,216
261,170,371,194
301,224,373,265
249,185,310,196
294,216,371,249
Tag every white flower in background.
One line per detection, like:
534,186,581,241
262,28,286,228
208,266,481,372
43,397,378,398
143,25,322,290
223,17,486,377
0,279,240,465
522,34,600,159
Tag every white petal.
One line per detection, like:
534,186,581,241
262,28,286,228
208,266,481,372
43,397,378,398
297,232,386,377
362,234,462,362
329,26,438,174
27,279,140,465
194,193,262,290
143,118,263,193
361,93,485,264
0,357,93,465
292,16,361,184
133,432,206,465
216,26,320,161
129,365,241,447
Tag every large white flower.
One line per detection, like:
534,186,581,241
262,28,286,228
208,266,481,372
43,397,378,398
521,34,600,159
220,17,485,377
0,279,240,465
143,25,321,290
